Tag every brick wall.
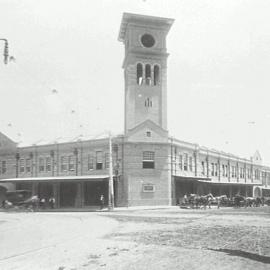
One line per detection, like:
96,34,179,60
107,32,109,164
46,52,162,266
123,142,170,206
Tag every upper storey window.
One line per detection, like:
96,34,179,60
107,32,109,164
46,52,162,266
96,151,103,170
154,65,159,85
145,64,151,85
137,63,161,86
1,161,6,174
142,151,155,169
137,63,143,85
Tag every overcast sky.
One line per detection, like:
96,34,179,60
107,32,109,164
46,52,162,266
1,0,270,164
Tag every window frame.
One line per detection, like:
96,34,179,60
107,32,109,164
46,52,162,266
154,65,160,85
38,157,45,172
88,154,94,170
142,151,155,169
20,158,25,173
96,151,103,170
183,153,188,171
60,156,67,172
1,160,6,174
137,63,143,85
26,158,31,173
179,154,183,170
68,155,75,171
145,64,151,85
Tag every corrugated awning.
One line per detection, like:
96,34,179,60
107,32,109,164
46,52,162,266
198,180,261,186
0,175,109,183
173,175,262,186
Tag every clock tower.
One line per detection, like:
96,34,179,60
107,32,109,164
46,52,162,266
118,13,174,136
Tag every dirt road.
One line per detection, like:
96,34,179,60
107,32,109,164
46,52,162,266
0,212,118,269
0,207,270,270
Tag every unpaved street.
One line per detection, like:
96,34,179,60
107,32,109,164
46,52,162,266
0,212,119,270
0,207,270,270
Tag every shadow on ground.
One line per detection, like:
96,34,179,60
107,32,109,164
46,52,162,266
208,248,270,264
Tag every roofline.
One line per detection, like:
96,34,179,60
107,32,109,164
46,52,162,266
0,131,16,145
16,134,125,149
118,12,174,42
170,136,259,165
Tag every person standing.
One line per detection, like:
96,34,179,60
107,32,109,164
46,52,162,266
183,194,188,205
100,194,105,210
40,198,46,209
49,197,55,209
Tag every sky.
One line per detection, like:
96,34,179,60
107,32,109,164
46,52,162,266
1,0,270,164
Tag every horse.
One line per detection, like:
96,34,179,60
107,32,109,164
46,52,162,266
200,193,215,209
254,197,262,207
187,193,214,209
214,195,228,208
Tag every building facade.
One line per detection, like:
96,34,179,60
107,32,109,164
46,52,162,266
1,13,270,207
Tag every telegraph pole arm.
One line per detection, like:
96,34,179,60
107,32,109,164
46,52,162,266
0,39,9,64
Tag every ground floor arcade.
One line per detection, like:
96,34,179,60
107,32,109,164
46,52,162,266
173,176,257,205
0,175,120,209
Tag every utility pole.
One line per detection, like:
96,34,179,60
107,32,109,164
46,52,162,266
0,39,9,64
108,132,114,210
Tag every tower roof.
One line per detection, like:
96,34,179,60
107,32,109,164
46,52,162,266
118,12,174,42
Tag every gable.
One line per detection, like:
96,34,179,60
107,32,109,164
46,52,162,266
0,132,17,154
126,120,168,143
252,150,262,165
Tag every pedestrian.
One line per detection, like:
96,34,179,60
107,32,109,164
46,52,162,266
40,198,46,209
31,195,39,210
183,194,188,205
49,197,55,209
100,194,105,210
217,197,221,209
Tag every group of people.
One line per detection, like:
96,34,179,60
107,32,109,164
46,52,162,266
32,196,56,210
1,196,56,210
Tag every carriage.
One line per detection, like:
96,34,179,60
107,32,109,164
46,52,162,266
1,190,34,211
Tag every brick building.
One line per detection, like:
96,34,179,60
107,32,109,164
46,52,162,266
1,13,270,208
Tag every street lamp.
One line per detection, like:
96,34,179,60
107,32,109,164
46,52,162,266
0,39,9,64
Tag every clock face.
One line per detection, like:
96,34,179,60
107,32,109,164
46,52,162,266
141,34,155,48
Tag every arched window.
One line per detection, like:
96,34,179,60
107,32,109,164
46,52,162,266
137,63,143,85
145,64,151,85
154,65,160,85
